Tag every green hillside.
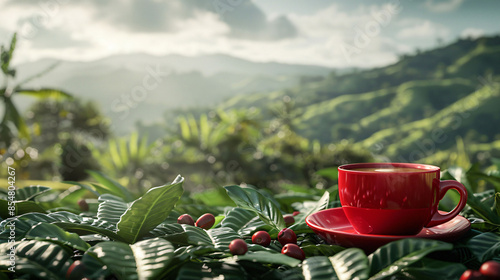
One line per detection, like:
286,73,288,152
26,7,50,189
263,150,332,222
217,35,500,166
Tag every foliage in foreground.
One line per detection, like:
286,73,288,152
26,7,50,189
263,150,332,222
0,163,499,279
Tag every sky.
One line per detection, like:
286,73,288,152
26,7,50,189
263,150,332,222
1,0,499,68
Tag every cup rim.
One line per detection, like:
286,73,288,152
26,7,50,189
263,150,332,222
338,162,440,173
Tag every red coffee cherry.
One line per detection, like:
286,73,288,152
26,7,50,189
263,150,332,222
281,243,305,261
292,211,300,216
177,214,195,226
196,213,215,230
252,231,271,247
283,215,295,227
77,199,89,212
229,239,248,255
459,269,484,280
66,260,86,280
480,261,500,279
278,228,297,246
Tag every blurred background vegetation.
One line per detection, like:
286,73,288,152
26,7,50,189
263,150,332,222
1,33,499,195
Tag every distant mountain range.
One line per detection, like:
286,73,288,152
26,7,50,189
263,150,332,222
9,35,500,166
11,53,335,133
217,35,500,166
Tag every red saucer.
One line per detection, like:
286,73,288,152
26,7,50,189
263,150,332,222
306,207,471,253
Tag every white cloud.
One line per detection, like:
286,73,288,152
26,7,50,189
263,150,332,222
460,28,485,39
281,3,410,67
424,0,464,13
397,20,450,39
0,1,462,69
0,2,336,67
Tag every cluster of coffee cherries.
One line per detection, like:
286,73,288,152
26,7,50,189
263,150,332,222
178,212,305,261
177,213,215,229
460,261,500,280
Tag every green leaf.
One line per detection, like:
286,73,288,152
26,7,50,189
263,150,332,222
149,223,185,237
494,193,500,216
492,158,500,170
213,215,224,228
368,239,453,280
79,252,113,279
221,207,272,236
129,131,139,157
0,211,124,242
119,138,129,167
174,245,219,261
87,170,134,202
97,193,128,225
330,248,369,280
192,187,235,207
48,211,98,224
138,134,149,158
25,222,90,251
85,238,175,280
275,193,319,213
299,248,369,279
394,258,466,280
280,184,318,194
206,227,241,249
0,256,60,280
164,224,240,249
0,218,38,242
467,232,500,262
233,251,301,267
178,116,191,140
62,181,104,197
246,243,276,253
15,88,73,100
225,185,285,235
2,97,30,140
1,33,16,76
302,244,345,257
302,256,338,280
316,167,339,181
443,168,500,224
117,176,184,243
2,212,56,226
44,211,124,241
15,185,51,201
199,113,210,148
55,222,125,242
469,218,500,232
290,191,329,233
109,138,123,169
58,185,88,206
0,240,73,279
0,199,46,219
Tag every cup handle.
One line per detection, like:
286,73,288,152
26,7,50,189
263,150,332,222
426,180,468,227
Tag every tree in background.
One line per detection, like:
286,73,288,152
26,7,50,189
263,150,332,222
24,98,111,181
171,106,373,190
0,33,72,150
89,132,162,194
0,33,73,179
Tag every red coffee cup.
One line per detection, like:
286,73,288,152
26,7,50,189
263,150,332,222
338,163,468,235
